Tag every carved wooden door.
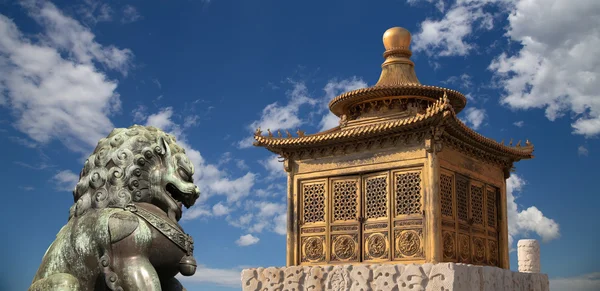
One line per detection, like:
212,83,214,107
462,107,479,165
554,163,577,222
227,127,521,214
329,176,361,263
391,169,425,261
469,181,487,265
485,186,500,266
442,172,500,266
299,179,328,265
362,172,391,262
440,170,458,262
455,174,472,263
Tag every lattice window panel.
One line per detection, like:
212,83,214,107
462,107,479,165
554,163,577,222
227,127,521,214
333,180,358,221
302,183,325,224
471,185,484,225
440,174,454,218
456,178,469,221
395,172,422,216
487,188,497,228
365,176,388,219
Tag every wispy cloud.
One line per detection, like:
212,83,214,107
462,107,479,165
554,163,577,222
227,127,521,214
238,81,317,148
121,5,142,24
318,77,367,131
236,234,260,246
460,107,487,130
0,0,132,154
412,1,495,57
578,146,589,156
506,174,560,249
52,170,79,192
489,0,600,137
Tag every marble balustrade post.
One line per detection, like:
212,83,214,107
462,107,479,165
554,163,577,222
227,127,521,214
518,239,541,273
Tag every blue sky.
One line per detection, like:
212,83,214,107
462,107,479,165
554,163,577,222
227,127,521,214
0,0,598,290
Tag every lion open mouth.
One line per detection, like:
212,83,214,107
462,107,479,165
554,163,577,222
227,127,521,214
166,183,193,209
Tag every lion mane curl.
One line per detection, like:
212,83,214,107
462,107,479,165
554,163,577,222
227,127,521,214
69,125,186,219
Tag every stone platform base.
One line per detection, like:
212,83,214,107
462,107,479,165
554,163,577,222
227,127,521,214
241,263,549,291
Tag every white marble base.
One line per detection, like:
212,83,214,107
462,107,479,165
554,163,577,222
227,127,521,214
241,263,549,291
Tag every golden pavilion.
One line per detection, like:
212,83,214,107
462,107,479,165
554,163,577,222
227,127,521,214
253,27,534,269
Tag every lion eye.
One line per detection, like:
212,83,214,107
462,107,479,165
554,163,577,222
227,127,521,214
177,168,192,182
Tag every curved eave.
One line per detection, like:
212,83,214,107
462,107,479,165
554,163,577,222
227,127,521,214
253,100,451,151
443,115,535,160
328,84,467,116
254,101,534,161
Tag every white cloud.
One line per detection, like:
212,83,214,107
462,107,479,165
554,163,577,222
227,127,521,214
461,107,486,129
259,155,285,179
236,234,260,246
77,0,113,25
506,174,560,249
238,81,317,148
227,200,287,235
239,77,366,148
22,0,132,74
236,159,249,170
442,73,473,90
415,0,600,137
513,120,524,127
212,203,230,216
319,77,367,131
412,2,495,56
249,201,286,234
550,272,600,291
182,205,212,221
178,265,242,288
274,213,287,235
489,0,600,137
146,107,178,133
121,5,142,24
0,1,131,154
578,146,589,156
52,170,79,192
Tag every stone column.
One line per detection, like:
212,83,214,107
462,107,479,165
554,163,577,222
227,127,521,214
517,239,540,273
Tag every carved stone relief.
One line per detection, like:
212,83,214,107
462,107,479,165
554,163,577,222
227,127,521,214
241,263,550,291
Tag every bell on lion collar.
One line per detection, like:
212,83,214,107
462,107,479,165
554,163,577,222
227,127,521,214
179,255,197,276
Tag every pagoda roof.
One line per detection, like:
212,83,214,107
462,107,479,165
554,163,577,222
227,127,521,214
253,95,534,161
253,27,534,164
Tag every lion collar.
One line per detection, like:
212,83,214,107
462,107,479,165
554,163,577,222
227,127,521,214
123,204,194,256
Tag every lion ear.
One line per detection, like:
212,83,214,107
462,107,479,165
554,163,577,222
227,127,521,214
159,136,172,158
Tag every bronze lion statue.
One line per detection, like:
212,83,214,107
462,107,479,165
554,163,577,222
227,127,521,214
29,125,200,291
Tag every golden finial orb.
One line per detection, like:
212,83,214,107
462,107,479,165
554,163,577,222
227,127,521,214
382,27,411,51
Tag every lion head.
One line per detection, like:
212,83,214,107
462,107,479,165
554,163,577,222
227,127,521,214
70,125,200,222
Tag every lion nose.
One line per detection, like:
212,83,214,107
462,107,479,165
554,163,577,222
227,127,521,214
193,187,200,199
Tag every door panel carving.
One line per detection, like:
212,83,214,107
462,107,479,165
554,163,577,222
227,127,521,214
301,235,326,263
331,234,359,262
364,232,389,260
392,170,424,261
440,170,501,266
299,179,328,265
442,230,456,260
363,172,390,262
329,176,360,263
394,228,424,259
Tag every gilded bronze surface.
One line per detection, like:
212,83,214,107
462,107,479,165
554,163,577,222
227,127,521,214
29,125,200,291
253,27,534,269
